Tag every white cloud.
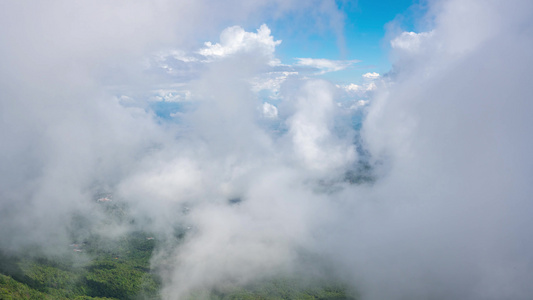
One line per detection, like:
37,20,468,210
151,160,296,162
390,31,434,53
156,49,199,63
343,83,361,92
362,72,380,80
250,71,298,96
261,102,278,118
341,82,376,93
150,89,191,102
296,58,359,74
146,24,363,103
336,70,380,102
287,80,356,172
354,100,369,108
354,1,533,299
0,1,361,299
199,24,281,65
9,1,533,300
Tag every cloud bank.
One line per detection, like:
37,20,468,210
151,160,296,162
346,0,533,299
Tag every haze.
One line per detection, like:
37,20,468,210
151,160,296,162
1,0,532,299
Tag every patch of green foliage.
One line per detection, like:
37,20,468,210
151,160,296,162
0,200,357,300
0,273,110,300
0,273,51,300
187,278,357,300
0,204,161,300
85,259,159,299
0,230,160,299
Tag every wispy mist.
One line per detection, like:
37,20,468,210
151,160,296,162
1,0,533,299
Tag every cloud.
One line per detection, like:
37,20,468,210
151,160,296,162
199,24,281,65
286,80,356,173
0,0,349,250
3,1,533,300
342,82,376,93
295,57,359,74
354,100,368,107
150,89,192,102
390,31,434,52
344,0,533,299
362,72,380,80
250,71,298,97
147,23,363,104
336,72,381,109
262,102,279,118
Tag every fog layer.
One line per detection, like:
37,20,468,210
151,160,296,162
1,0,533,299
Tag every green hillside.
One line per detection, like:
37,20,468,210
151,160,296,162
0,200,356,300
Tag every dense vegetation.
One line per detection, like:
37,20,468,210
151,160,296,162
0,231,159,299
0,199,357,299
189,279,357,300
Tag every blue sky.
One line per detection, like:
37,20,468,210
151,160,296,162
270,0,419,83
135,0,426,120
117,0,425,120
140,0,425,120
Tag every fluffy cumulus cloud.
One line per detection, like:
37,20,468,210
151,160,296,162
362,72,380,80
2,0,533,300
199,24,281,63
144,23,361,108
337,72,380,109
342,82,376,94
145,24,360,104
